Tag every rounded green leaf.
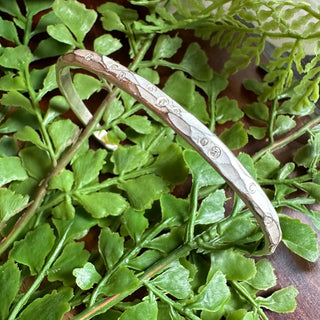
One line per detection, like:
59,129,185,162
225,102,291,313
188,271,230,312
0,45,32,70
119,300,158,320
0,260,20,320
73,262,102,290
219,122,248,150
0,156,28,187
16,288,73,320
77,192,128,218
280,215,319,262
52,0,97,43
256,286,298,313
94,34,122,55
9,224,56,275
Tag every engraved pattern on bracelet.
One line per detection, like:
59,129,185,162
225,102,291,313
56,49,282,255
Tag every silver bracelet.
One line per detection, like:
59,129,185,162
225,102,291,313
56,49,281,255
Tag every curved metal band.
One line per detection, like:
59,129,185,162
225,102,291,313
56,49,281,255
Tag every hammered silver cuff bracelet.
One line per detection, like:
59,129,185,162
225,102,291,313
56,49,282,255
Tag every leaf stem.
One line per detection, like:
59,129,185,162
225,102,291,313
253,115,320,161
185,181,200,243
144,281,201,320
230,281,268,320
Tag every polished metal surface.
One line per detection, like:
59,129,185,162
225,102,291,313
56,49,282,255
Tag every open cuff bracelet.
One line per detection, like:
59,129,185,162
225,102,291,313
56,49,282,255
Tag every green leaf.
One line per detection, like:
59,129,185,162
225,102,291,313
152,262,192,299
103,98,125,124
128,250,163,271
119,300,158,320
0,156,28,187
94,34,122,55
49,170,74,192
48,241,90,285
183,150,225,188
188,271,230,312
77,192,128,219
48,119,79,155
248,126,267,140
273,115,296,135
160,193,189,227
98,3,138,32
246,259,276,290
210,249,256,281
0,45,32,70
101,266,139,296
0,17,19,43
179,42,212,81
52,196,75,220
150,144,189,185
148,229,184,253
72,149,107,188
153,34,182,60
99,227,124,270
0,260,20,320
256,286,298,313
44,95,70,124
0,188,29,223
73,262,102,290
73,73,102,100
111,145,150,175
14,126,46,149
33,37,71,59
16,287,73,320
137,68,160,84
52,0,97,43
297,182,320,202
216,97,243,124
255,152,280,179
238,152,256,179
280,215,319,262
121,115,153,134
243,102,269,122
1,91,33,114
0,109,38,134
47,24,78,47
220,122,248,150
0,73,25,91
196,190,227,225
53,209,96,241
119,174,169,210
24,0,52,15
37,65,58,99
0,136,19,157
123,208,148,242
19,146,52,180
0,0,22,18
219,217,257,244
9,224,56,275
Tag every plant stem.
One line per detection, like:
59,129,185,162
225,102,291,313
253,115,320,161
144,281,201,320
0,93,116,256
8,222,73,320
185,181,200,243
230,281,268,320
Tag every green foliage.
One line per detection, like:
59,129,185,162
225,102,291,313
1,0,320,319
